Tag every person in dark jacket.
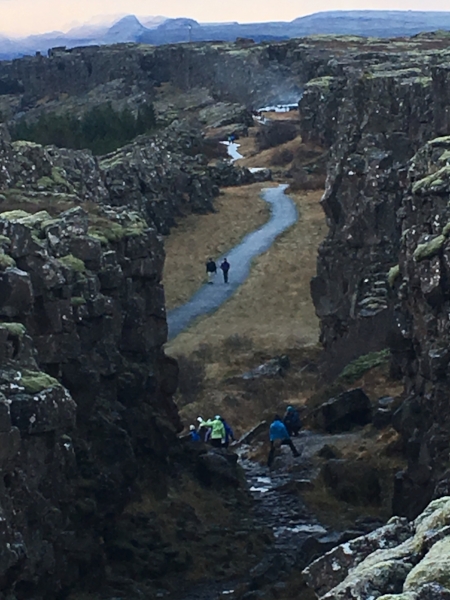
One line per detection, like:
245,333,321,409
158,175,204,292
220,258,230,283
267,414,299,467
221,417,235,448
206,258,217,284
283,405,301,436
189,424,200,441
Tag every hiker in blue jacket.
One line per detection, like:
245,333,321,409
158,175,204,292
189,424,200,442
267,414,299,467
283,405,301,436
221,417,235,448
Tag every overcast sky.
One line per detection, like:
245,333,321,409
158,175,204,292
1,0,450,36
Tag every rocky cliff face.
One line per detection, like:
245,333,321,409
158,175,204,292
300,39,450,379
298,38,450,521
0,121,268,596
388,133,450,519
0,40,332,120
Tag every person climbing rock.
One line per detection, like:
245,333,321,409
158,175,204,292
267,414,299,467
220,258,230,283
200,415,226,448
189,424,200,441
206,258,217,284
221,417,235,448
283,405,301,436
197,416,211,442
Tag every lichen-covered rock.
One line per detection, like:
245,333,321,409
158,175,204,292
303,497,450,600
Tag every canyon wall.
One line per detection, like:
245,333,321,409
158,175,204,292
0,123,267,598
300,39,450,518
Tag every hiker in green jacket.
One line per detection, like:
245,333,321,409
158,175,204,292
200,415,226,448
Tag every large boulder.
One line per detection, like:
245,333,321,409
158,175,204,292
310,388,372,433
303,497,450,600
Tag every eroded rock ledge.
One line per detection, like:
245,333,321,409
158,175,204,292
304,496,450,599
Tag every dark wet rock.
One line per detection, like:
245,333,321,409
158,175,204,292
242,355,290,380
196,449,241,487
237,421,269,445
310,388,372,433
373,407,394,429
318,444,342,460
322,459,381,506
255,119,300,151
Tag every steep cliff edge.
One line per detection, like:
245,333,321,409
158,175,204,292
300,38,450,379
0,125,267,598
299,38,450,521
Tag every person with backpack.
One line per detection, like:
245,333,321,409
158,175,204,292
199,415,226,448
267,414,299,467
205,258,217,284
220,258,230,283
283,405,301,436
220,417,235,448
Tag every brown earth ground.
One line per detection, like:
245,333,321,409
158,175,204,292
163,183,272,310
165,187,325,357
162,120,406,549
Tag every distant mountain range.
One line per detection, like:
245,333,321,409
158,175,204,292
2,10,450,60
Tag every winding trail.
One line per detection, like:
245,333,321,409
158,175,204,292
167,184,297,340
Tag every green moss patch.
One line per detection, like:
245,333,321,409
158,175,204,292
0,322,26,337
0,253,16,270
70,296,86,307
59,254,86,273
20,370,60,394
413,235,445,261
339,349,391,384
388,264,400,287
412,165,450,195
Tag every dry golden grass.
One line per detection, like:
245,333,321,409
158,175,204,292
163,183,272,310
261,110,300,121
236,135,303,170
166,188,326,355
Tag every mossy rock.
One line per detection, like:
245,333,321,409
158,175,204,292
404,535,450,591
388,264,400,287
70,296,86,307
0,322,26,337
0,253,16,270
305,76,335,90
58,254,86,273
338,349,390,384
412,165,450,195
0,209,52,230
20,370,60,394
413,235,445,261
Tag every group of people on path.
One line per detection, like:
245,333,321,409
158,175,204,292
187,405,302,468
189,415,235,448
206,258,230,284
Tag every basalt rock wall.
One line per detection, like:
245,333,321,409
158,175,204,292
300,41,450,519
389,129,450,519
301,44,450,379
0,124,266,598
0,40,334,116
